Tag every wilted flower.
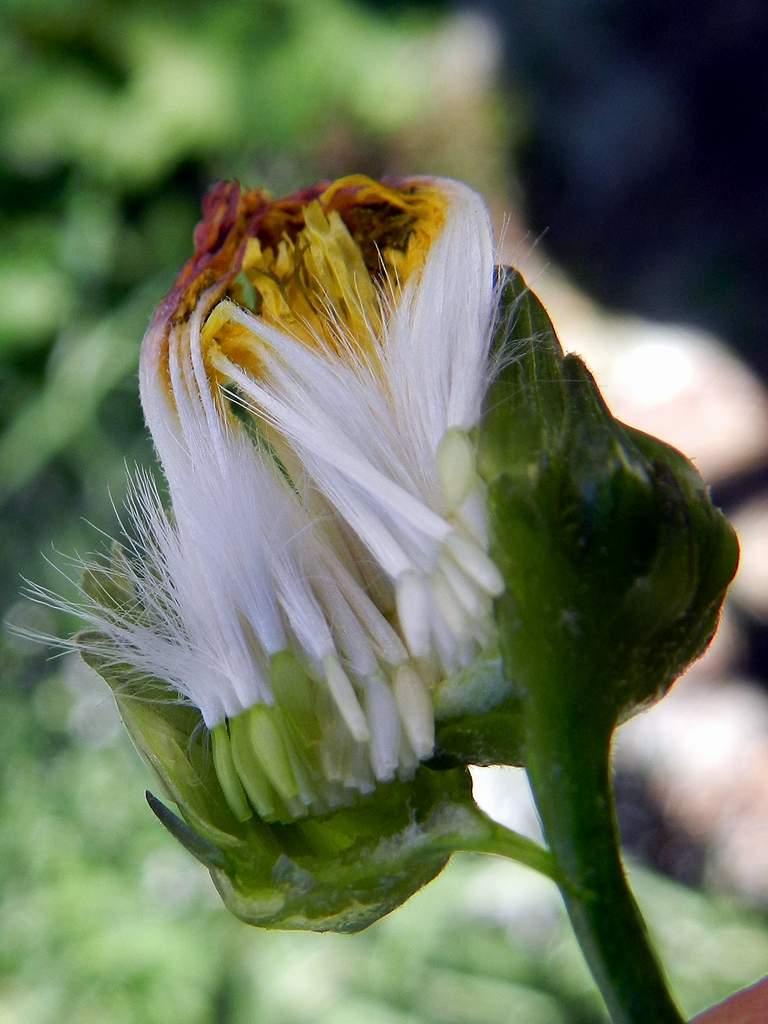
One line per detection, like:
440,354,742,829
58,175,505,825
30,173,739,955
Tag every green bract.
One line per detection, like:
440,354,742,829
81,643,489,932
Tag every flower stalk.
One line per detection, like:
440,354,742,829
525,712,684,1023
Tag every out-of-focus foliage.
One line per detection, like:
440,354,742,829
0,0,443,610
1,2,766,1021
2,657,768,1023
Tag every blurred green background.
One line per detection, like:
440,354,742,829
2,1,767,1021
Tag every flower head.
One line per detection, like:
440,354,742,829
30,175,739,934
70,175,503,825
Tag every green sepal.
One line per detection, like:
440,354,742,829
81,636,548,932
209,766,475,933
145,790,227,869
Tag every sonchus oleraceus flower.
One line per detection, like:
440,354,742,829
72,176,505,826
33,175,738,946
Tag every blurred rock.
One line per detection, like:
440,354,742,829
616,672,768,905
732,495,768,622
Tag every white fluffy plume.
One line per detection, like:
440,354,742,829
31,177,502,817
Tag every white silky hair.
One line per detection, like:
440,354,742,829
40,406,335,727
30,177,501,789
385,179,497,453
134,308,416,729
209,179,497,587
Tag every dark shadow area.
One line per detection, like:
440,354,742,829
483,0,768,380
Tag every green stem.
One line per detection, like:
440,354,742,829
455,818,561,883
525,707,684,1024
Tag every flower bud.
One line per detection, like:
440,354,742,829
56,176,531,928
479,268,739,740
